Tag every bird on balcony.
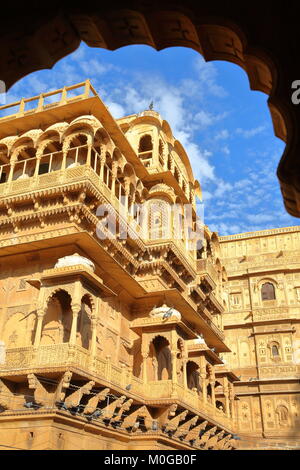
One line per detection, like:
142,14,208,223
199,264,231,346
163,308,174,319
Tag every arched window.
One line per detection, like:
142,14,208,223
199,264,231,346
186,361,201,392
261,282,276,301
150,336,172,381
272,344,279,357
138,135,152,152
41,290,72,345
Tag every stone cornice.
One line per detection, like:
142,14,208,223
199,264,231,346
220,226,300,242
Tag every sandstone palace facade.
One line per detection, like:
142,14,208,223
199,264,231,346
0,82,298,450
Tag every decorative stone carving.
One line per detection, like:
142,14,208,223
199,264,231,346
84,387,110,415
27,374,49,407
64,381,95,408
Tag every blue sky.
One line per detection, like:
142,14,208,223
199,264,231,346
4,43,300,235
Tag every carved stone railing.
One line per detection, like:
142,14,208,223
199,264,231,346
146,380,173,398
0,81,97,121
206,318,225,341
110,363,123,386
1,344,79,370
0,163,91,198
131,376,144,395
36,343,69,366
2,346,34,369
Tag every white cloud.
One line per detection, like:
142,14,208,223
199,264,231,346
209,222,244,236
246,213,276,224
221,145,230,155
106,101,126,119
81,59,114,76
215,129,229,140
214,180,233,198
236,125,266,138
194,56,227,98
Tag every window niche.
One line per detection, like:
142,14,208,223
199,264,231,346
138,134,153,167
268,341,281,363
261,282,276,301
230,292,242,309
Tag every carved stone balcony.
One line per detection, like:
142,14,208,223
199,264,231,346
197,259,218,288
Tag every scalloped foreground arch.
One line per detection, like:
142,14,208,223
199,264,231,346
0,3,300,216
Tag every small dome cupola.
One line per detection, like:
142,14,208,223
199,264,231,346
194,334,207,345
149,303,181,320
54,253,95,272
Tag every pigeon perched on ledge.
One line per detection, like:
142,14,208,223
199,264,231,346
163,308,174,319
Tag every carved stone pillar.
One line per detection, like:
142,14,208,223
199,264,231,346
207,363,216,408
99,150,105,181
129,194,136,217
199,357,207,403
202,377,208,403
171,351,177,399
223,377,230,417
229,383,235,419
34,155,42,177
210,380,216,408
195,370,201,395
86,144,92,167
124,186,130,212
224,389,230,417
89,316,97,368
183,359,187,388
141,353,148,384
111,163,117,194
70,303,81,347
33,309,44,349
7,157,16,183
171,351,177,383
61,146,68,171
